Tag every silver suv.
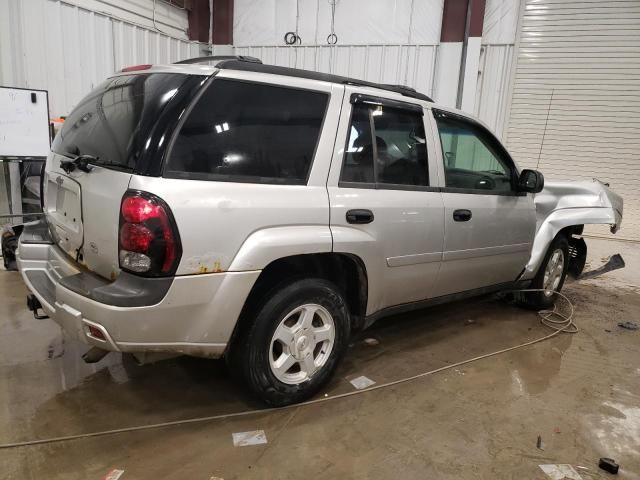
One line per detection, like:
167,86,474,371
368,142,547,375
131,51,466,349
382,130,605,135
17,56,623,406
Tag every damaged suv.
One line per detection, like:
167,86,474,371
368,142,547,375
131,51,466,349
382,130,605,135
17,57,623,406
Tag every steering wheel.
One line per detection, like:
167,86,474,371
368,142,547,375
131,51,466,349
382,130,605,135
475,175,496,190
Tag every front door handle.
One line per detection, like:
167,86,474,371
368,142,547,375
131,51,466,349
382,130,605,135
453,209,472,222
346,209,374,224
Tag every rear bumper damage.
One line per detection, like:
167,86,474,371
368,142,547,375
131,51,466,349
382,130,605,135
16,221,259,358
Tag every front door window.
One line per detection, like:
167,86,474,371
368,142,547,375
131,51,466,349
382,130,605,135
434,112,515,193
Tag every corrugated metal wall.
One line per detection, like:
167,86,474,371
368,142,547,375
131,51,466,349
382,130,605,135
235,42,515,137
0,0,214,117
234,44,439,101
234,0,520,137
474,44,514,138
0,0,520,135
506,0,640,240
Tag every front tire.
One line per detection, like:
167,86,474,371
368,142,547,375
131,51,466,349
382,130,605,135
518,234,569,310
231,278,350,406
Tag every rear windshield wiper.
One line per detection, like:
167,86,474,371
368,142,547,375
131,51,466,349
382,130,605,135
60,154,99,174
60,154,133,174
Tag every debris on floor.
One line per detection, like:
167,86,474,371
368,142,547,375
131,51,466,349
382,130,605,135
363,337,379,346
103,469,125,480
539,464,583,480
580,254,625,280
232,430,267,447
598,457,619,474
349,375,376,390
465,319,476,326
536,435,543,450
617,321,639,331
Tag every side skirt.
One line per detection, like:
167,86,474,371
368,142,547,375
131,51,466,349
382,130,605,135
362,281,524,329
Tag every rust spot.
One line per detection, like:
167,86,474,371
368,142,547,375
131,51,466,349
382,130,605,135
110,271,116,281
198,265,209,274
212,261,223,273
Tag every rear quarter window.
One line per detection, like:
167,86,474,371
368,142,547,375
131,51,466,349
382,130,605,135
165,79,328,184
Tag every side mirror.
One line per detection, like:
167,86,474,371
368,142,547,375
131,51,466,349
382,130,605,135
518,169,544,193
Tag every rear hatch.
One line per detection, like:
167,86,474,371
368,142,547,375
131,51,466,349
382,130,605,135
46,71,205,280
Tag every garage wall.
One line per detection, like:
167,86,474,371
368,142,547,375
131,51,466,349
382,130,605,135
233,0,443,123
234,0,444,47
234,44,440,101
233,0,443,98
474,0,519,136
234,0,520,138
0,0,221,117
505,0,640,240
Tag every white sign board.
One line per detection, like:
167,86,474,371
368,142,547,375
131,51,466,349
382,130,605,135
0,87,50,157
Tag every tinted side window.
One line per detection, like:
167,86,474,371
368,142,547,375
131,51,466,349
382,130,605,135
166,79,328,184
373,107,428,186
341,104,375,183
340,102,428,187
435,113,514,193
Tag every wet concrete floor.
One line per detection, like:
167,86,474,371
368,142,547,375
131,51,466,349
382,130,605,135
1,237,639,479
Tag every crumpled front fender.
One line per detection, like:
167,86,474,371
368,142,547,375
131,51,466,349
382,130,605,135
522,180,623,280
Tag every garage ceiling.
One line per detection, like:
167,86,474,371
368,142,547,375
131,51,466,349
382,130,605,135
506,0,640,241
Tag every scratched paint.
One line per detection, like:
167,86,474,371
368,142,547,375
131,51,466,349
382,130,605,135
184,255,226,274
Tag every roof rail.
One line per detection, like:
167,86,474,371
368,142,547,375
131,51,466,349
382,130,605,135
174,55,262,65
215,60,433,103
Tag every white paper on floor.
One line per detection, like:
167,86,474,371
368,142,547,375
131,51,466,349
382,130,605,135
103,469,125,480
539,464,583,480
232,430,268,447
349,375,376,390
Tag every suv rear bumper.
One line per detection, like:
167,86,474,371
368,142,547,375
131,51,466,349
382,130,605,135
17,228,259,358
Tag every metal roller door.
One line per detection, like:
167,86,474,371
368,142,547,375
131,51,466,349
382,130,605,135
505,0,640,240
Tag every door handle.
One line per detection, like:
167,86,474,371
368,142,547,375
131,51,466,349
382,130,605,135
453,209,472,222
346,209,374,224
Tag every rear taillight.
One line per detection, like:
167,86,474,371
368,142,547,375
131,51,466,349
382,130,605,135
118,191,181,276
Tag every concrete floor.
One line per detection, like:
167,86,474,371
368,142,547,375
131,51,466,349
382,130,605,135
1,237,639,479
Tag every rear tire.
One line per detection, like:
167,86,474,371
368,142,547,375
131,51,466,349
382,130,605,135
517,234,569,310
230,278,350,407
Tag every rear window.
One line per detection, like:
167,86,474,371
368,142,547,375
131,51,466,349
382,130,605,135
52,73,193,171
165,79,328,184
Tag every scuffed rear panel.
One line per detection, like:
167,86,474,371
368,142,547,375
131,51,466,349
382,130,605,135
128,177,332,275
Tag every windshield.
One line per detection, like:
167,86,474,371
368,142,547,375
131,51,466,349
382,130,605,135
52,73,193,171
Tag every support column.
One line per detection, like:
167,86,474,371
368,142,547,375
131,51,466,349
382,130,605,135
187,0,233,45
187,0,210,42
433,0,486,111
212,0,233,45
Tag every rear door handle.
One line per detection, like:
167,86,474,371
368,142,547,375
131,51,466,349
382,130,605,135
453,209,472,222
346,209,374,224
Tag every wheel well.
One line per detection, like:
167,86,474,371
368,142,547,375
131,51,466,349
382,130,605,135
558,225,587,277
236,253,368,334
559,224,584,237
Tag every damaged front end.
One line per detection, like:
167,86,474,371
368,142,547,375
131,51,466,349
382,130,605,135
522,179,623,280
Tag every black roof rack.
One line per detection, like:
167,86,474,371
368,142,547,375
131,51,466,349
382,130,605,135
214,59,433,103
174,55,262,65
